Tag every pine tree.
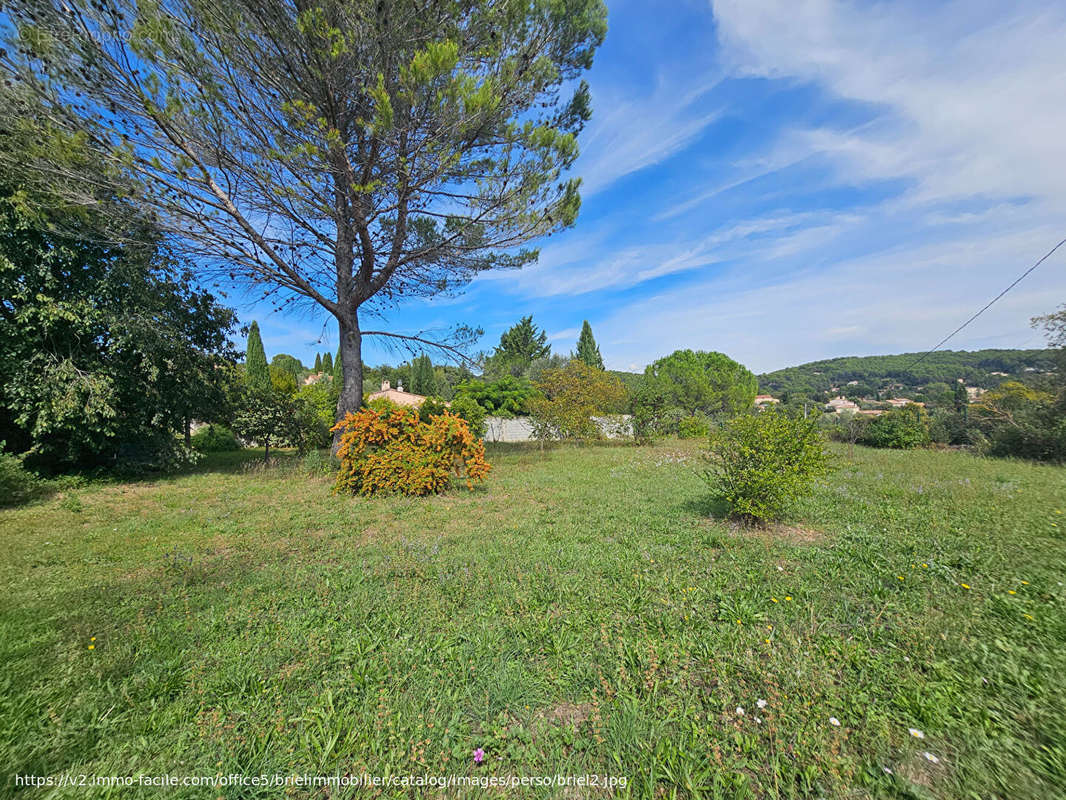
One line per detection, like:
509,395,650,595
322,351,333,373
574,320,604,370
314,353,322,372
245,321,270,390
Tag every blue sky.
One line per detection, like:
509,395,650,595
249,0,1066,374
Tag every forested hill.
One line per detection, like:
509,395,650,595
758,349,1055,396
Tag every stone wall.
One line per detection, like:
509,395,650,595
482,415,633,442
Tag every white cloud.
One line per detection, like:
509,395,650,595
710,0,1066,210
598,220,1066,372
576,74,723,195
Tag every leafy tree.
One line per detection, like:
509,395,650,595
862,405,931,449
409,354,437,397
528,361,626,444
269,366,298,397
484,316,552,378
244,322,270,391
574,320,604,369
971,382,1065,461
233,387,309,461
295,381,338,449
0,182,238,470
2,0,607,427
703,409,830,524
271,354,304,385
633,350,758,438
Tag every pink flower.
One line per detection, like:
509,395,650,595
473,748,485,764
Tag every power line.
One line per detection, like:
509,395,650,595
902,235,1066,372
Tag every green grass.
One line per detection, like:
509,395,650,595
1,442,1064,798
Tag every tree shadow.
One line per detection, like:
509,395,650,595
678,493,732,521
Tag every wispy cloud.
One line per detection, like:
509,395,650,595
576,74,724,195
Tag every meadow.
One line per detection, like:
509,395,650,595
1,441,1064,798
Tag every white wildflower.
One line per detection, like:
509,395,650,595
735,706,745,716
908,728,924,739
923,752,939,764
829,717,841,727
757,699,767,709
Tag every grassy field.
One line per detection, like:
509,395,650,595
1,441,1065,798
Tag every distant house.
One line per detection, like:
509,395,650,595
754,394,780,406
302,372,326,386
989,371,1008,377
966,386,986,400
826,396,859,413
366,380,446,409
857,409,884,417
886,398,925,409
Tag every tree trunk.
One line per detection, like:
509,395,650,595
333,312,364,451
264,439,270,462
184,417,191,449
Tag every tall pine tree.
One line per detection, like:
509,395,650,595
245,321,270,390
314,353,322,372
574,320,604,369
322,351,333,373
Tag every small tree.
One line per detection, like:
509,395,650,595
574,320,604,369
703,409,830,525
862,404,931,449
244,321,270,391
529,361,626,445
233,387,306,461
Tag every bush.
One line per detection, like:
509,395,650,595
332,407,490,496
448,396,487,439
190,424,241,452
862,404,931,449
1,447,41,507
417,396,451,423
295,381,338,449
678,413,710,439
702,409,830,524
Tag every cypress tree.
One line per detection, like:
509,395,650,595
332,349,343,384
410,354,437,396
574,320,604,370
245,320,270,389
322,351,333,373
314,353,322,372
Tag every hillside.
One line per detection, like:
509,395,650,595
758,348,1055,397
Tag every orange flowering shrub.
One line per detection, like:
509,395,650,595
331,407,490,496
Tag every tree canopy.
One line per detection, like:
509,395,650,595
1,0,608,427
633,350,757,437
0,182,238,469
484,316,552,378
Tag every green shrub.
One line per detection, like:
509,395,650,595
702,409,830,524
190,424,241,452
678,413,710,439
1,447,41,507
418,396,451,423
862,404,931,449
448,395,487,438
